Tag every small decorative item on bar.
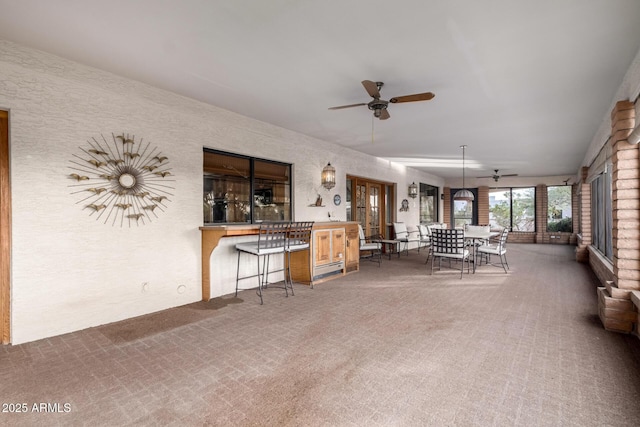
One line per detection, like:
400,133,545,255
408,182,418,198
321,162,336,190
453,145,474,201
315,195,323,206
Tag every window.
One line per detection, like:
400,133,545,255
489,187,535,231
203,149,291,224
547,186,572,232
591,165,612,260
419,184,438,224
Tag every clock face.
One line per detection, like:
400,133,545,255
333,194,341,206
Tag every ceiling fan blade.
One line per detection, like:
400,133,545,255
362,80,381,99
477,175,494,179
379,109,390,120
501,174,518,177
328,103,367,110
389,92,435,103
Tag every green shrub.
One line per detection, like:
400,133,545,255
547,217,572,232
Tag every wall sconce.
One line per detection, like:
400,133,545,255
408,182,418,198
321,162,336,190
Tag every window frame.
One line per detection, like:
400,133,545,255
488,187,536,232
590,164,612,261
419,183,439,224
203,148,292,224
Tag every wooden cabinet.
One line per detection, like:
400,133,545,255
287,222,359,286
344,223,360,273
312,228,344,279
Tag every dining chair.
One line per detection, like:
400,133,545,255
430,228,470,278
417,224,432,258
235,221,289,304
476,228,509,273
464,224,491,246
358,224,382,266
285,221,314,289
393,222,420,256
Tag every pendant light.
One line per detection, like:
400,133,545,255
453,145,475,201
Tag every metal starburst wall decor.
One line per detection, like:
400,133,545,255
68,133,174,226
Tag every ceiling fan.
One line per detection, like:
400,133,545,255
328,80,435,120
479,169,518,182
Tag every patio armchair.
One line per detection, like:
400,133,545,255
358,224,382,266
393,222,420,256
476,228,510,273
417,224,432,259
430,228,471,278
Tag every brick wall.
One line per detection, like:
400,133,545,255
477,186,489,225
598,100,638,333
576,166,591,262
443,187,451,226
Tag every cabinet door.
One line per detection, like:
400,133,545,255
332,229,345,262
314,230,331,266
345,225,360,271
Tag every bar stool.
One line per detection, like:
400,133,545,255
285,221,314,290
235,221,289,304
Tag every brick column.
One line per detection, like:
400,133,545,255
599,100,638,333
576,167,591,262
477,186,489,225
570,184,578,245
612,100,639,291
443,187,451,227
536,184,546,243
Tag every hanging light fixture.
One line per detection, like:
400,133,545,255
408,182,418,198
453,145,475,201
321,162,336,190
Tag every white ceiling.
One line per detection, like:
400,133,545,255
1,0,640,180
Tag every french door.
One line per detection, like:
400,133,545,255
348,176,392,239
0,110,9,344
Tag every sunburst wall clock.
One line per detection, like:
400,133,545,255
68,133,174,226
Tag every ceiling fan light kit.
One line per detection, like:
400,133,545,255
478,169,518,182
329,80,434,121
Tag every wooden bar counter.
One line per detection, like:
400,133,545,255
200,222,359,301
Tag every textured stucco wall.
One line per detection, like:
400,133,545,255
0,40,443,344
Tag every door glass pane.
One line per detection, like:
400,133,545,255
356,184,366,230
420,183,438,223
369,185,380,237
547,186,572,232
346,179,352,221
453,200,473,228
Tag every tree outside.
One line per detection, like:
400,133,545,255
547,186,572,232
489,188,535,231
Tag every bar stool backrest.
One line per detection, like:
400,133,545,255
257,222,289,250
288,221,314,248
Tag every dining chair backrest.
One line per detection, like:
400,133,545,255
417,224,429,239
431,229,466,255
497,228,509,249
465,224,490,233
358,224,366,244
